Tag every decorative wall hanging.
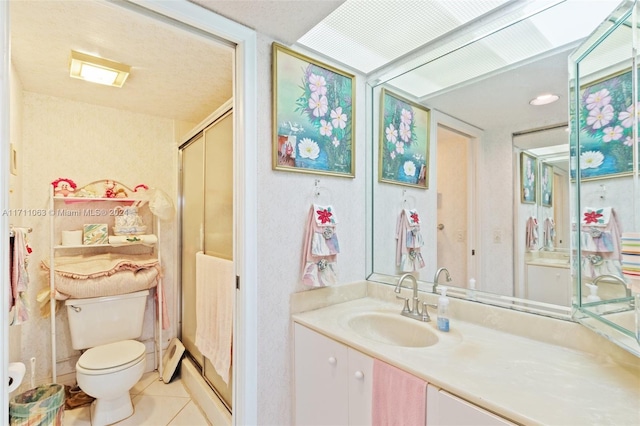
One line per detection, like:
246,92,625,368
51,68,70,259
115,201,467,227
379,88,430,189
520,152,537,204
272,43,355,177
575,68,637,180
301,204,339,287
396,208,425,272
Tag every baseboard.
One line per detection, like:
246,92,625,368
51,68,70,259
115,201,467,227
180,357,231,426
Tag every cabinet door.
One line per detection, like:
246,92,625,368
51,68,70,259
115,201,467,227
426,384,440,425
294,324,349,425
526,264,570,305
347,348,373,426
436,390,515,426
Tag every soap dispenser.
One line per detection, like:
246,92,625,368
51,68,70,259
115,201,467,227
437,287,450,332
586,283,601,303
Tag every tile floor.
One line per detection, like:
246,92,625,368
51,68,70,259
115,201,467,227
63,372,210,425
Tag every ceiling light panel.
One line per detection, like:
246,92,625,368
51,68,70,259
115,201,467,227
388,41,507,98
480,20,553,65
69,50,130,88
297,0,510,73
383,0,615,100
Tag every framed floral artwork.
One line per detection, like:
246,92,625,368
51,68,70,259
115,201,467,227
379,88,430,188
272,43,355,177
576,68,636,180
521,152,537,204
541,163,553,207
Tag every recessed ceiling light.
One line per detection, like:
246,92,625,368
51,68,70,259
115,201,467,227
69,50,131,88
529,94,559,106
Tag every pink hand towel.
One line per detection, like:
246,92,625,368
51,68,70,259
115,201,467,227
372,359,427,426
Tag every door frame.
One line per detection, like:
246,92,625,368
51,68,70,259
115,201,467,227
0,1,258,424
431,110,481,286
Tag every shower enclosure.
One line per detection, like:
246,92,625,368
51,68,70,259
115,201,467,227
180,102,234,411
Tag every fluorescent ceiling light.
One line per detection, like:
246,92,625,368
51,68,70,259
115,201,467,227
69,50,130,87
529,94,559,106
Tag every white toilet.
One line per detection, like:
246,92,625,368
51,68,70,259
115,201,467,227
65,290,149,425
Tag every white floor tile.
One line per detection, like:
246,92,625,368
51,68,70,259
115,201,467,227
131,371,160,395
168,401,211,426
116,395,190,426
63,374,209,426
141,377,190,398
62,405,92,426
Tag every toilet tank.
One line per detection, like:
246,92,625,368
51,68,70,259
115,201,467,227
65,290,149,350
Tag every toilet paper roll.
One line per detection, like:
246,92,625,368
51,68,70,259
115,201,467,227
8,362,26,393
62,230,82,246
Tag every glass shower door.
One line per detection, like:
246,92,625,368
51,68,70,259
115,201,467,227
180,109,234,410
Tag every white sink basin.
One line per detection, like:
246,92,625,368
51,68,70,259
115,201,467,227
346,312,440,347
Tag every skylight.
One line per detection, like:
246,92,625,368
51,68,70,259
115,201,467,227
296,0,620,84
297,0,511,74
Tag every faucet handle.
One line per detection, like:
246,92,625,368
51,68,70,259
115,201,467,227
396,295,411,313
421,302,430,322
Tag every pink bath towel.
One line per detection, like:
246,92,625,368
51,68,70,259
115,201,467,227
372,359,427,426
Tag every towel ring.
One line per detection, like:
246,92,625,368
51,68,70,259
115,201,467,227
312,179,332,205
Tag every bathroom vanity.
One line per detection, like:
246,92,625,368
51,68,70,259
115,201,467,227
524,251,571,306
291,284,640,426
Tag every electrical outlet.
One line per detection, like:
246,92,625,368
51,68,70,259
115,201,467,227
456,229,464,242
493,229,502,243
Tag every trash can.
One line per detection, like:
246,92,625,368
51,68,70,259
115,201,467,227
9,384,65,426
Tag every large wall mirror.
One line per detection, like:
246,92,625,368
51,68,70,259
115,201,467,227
366,0,622,319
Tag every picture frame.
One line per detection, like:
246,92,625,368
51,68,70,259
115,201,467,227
520,152,537,204
378,88,430,188
272,43,355,177
575,68,636,181
540,163,553,207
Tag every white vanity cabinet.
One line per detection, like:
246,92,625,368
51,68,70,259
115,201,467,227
294,323,515,426
525,263,571,306
294,323,373,426
426,385,515,426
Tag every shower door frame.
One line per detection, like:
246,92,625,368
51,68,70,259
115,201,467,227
179,102,235,411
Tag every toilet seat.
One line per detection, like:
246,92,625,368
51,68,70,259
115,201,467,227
77,340,145,375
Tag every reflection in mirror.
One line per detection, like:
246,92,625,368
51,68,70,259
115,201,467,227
569,0,640,355
367,0,621,319
513,125,571,309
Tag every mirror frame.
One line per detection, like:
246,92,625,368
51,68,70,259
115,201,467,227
569,0,640,356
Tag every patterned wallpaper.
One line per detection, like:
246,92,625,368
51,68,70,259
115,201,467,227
13,91,180,383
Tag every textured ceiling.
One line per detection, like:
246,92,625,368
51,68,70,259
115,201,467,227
189,0,345,45
10,0,343,124
10,0,235,125
422,48,570,132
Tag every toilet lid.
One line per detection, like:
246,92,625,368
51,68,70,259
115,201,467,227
78,340,145,370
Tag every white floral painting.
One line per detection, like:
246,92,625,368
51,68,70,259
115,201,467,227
379,89,430,188
576,69,636,180
272,43,355,177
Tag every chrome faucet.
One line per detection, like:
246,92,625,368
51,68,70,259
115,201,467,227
592,274,632,299
394,273,434,322
433,267,452,294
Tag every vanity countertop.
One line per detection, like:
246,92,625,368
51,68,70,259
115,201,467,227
292,297,640,426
